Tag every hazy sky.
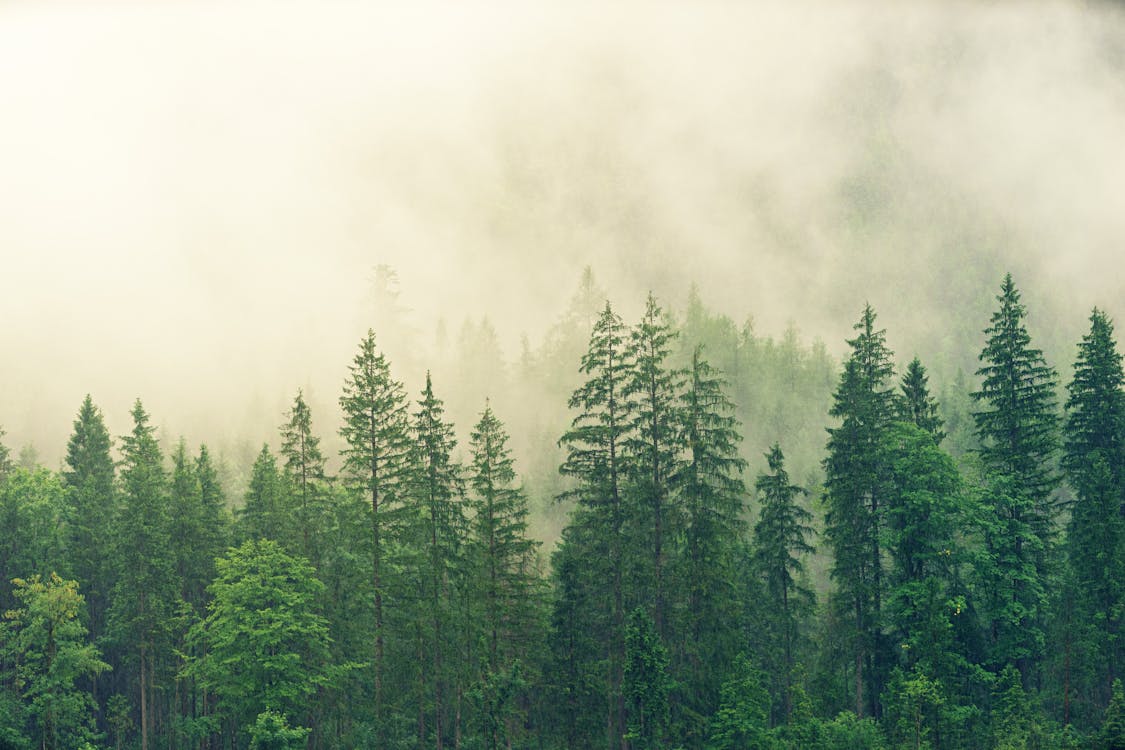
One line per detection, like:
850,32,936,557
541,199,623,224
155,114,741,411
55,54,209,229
2,0,1124,462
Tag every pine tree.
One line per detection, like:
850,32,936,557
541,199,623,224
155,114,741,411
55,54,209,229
556,302,633,750
823,304,897,718
623,293,684,638
467,403,541,750
338,329,411,739
107,400,178,750
899,358,945,444
674,345,748,737
279,390,329,566
972,274,1059,678
241,445,287,543
1063,308,1125,715
0,424,11,480
407,372,465,750
754,443,814,725
60,395,116,703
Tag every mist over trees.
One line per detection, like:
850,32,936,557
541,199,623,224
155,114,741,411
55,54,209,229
3,269,1125,749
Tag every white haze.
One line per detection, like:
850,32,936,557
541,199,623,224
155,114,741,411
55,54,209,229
1,0,1124,468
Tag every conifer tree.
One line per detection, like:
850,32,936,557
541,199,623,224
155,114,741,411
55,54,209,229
407,372,465,750
467,403,541,750
108,400,178,750
241,445,287,543
556,302,633,749
0,424,11,480
280,390,329,566
972,274,1059,678
338,329,411,739
754,443,814,724
824,304,897,718
899,358,945,444
61,395,116,696
1064,308,1125,711
624,293,684,638
673,346,747,737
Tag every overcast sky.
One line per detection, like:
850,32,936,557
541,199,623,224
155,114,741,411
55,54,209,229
1,0,1124,462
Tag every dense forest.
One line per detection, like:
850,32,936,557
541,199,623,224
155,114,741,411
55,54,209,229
3,270,1125,750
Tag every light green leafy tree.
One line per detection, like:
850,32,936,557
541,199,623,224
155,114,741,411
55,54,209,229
2,573,109,750
185,539,334,745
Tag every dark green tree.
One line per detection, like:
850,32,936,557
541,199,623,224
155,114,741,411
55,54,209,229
241,445,287,544
467,403,541,750
1063,308,1125,718
823,304,897,718
623,293,684,638
899,358,945,444
106,400,178,750
556,302,633,749
754,443,815,725
406,372,466,750
279,390,329,566
61,395,116,673
972,274,1059,679
338,329,411,739
623,608,672,750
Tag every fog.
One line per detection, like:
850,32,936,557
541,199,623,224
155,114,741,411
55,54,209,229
2,0,1124,471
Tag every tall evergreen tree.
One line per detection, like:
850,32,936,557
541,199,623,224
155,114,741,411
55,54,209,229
467,403,541,750
338,329,411,740
107,400,178,750
279,390,329,566
823,304,897,718
61,395,116,706
972,274,1059,679
1063,308,1125,716
899,358,945,444
673,346,748,743
241,445,287,544
407,372,465,750
556,302,633,750
754,443,814,725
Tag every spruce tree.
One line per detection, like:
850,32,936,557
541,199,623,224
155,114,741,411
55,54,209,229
279,390,329,566
823,304,897,718
338,329,411,739
107,400,178,750
899,358,945,444
557,302,633,749
467,403,541,750
1064,308,1125,712
623,293,684,638
241,445,287,543
61,395,116,696
407,372,465,750
754,443,814,724
972,274,1059,678
674,345,747,737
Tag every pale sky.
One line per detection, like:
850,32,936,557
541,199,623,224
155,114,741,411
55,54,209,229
1,0,1123,462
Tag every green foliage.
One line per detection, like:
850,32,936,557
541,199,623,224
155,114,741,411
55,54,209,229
899,358,945,444
185,539,334,737
1103,679,1125,750
247,709,310,750
823,304,898,718
973,275,1059,676
279,389,329,565
0,468,68,613
624,608,672,750
241,444,287,542
754,443,814,725
707,654,773,750
2,573,109,750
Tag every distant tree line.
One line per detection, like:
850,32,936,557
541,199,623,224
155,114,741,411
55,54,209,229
2,272,1125,749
